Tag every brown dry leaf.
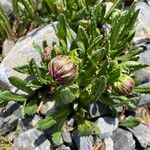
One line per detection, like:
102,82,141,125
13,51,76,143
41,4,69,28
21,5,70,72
136,107,150,127
92,141,105,150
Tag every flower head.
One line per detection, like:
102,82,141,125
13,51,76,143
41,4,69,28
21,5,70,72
48,55,77,84
113,74,135,95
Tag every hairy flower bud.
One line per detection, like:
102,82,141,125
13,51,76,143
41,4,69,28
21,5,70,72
48,55,77,84
42,45,61,61
113,75,135,95
42,46,52,61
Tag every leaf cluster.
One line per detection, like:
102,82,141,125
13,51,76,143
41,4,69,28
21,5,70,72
0,0,149,145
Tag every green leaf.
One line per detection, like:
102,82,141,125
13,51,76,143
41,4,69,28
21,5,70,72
121,61,148,72
89,76,107,104
116,48,141,61
78,119,100,136
9,76,33,94
52,132,62,145
14,65,30,75
120,118,140,128
23,104,37,116
29,58,51,85
55,86,75,104
133,86,150,94
108,68,121,83
0,91,27,102
37,116,56,130
37,106,69,130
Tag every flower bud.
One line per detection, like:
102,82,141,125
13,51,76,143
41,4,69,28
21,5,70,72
113,75,135,95
48,55,77,84
42,46,52,61
42,45,61,61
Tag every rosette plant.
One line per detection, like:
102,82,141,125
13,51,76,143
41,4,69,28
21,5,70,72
0,0,150,145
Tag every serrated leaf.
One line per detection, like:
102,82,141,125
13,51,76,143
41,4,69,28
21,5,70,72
108,68,121,83
116,48,141,61
122,61,148,72
120,118,140,128
37,116,56,130
133,86,150,94
14,64,30,74
78,119,100,136
55,86,75,104
0,91,27,102
37,106,69,130
23,104,37,116
9,76,33,94
88,76,107,104
29,58,51,85
52,132,62,145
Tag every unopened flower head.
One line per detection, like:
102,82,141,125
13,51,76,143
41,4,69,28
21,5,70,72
113,74,135,95
48,55,77,84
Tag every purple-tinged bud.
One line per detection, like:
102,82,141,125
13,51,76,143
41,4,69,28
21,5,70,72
42,46,52,61
48,55,77,84
42,45,61,61
113,75,135,95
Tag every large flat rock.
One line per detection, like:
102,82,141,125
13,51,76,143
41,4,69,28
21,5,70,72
0,23,58,91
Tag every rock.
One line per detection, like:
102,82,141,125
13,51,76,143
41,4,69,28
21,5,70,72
138,93,150,107
62,126,72,145
0,23,58,91
104,137,114,150
134,68,150,84
2,39,15,58
88,102,111,119
111,128,135,150
0,101,21,135
139,45,150,65
67,117,75,127
129,123,150,148
72,131,94,150
0,0,13,15
40,99,58,115
95,117,119,139
133,2,150,43
56,145,71,150
16,115,41,134
12,128,51,150
135,82,150,106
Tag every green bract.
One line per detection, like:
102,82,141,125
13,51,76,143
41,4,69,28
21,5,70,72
0,0,149,145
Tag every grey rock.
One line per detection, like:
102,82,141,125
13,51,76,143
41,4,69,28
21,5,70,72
133,2,150,43
67,117,75,127
12,128,51,150
129,123,150,148
16,115,41,134
62,127,72,145
140,46,150,65
0,0,13,15
138,93,150,107
145,147,150,150
111,128,135,150
72,131,94,150
56,145,71,150
0,23,58,91
95,117,119,139
40,99,58,115
135,82,150,106
2,39,15,58
134,69,150,84
0,101,21,135
88,102,111,119
104,137,114,150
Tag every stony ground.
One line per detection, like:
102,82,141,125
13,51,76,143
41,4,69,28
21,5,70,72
0,1,150,150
